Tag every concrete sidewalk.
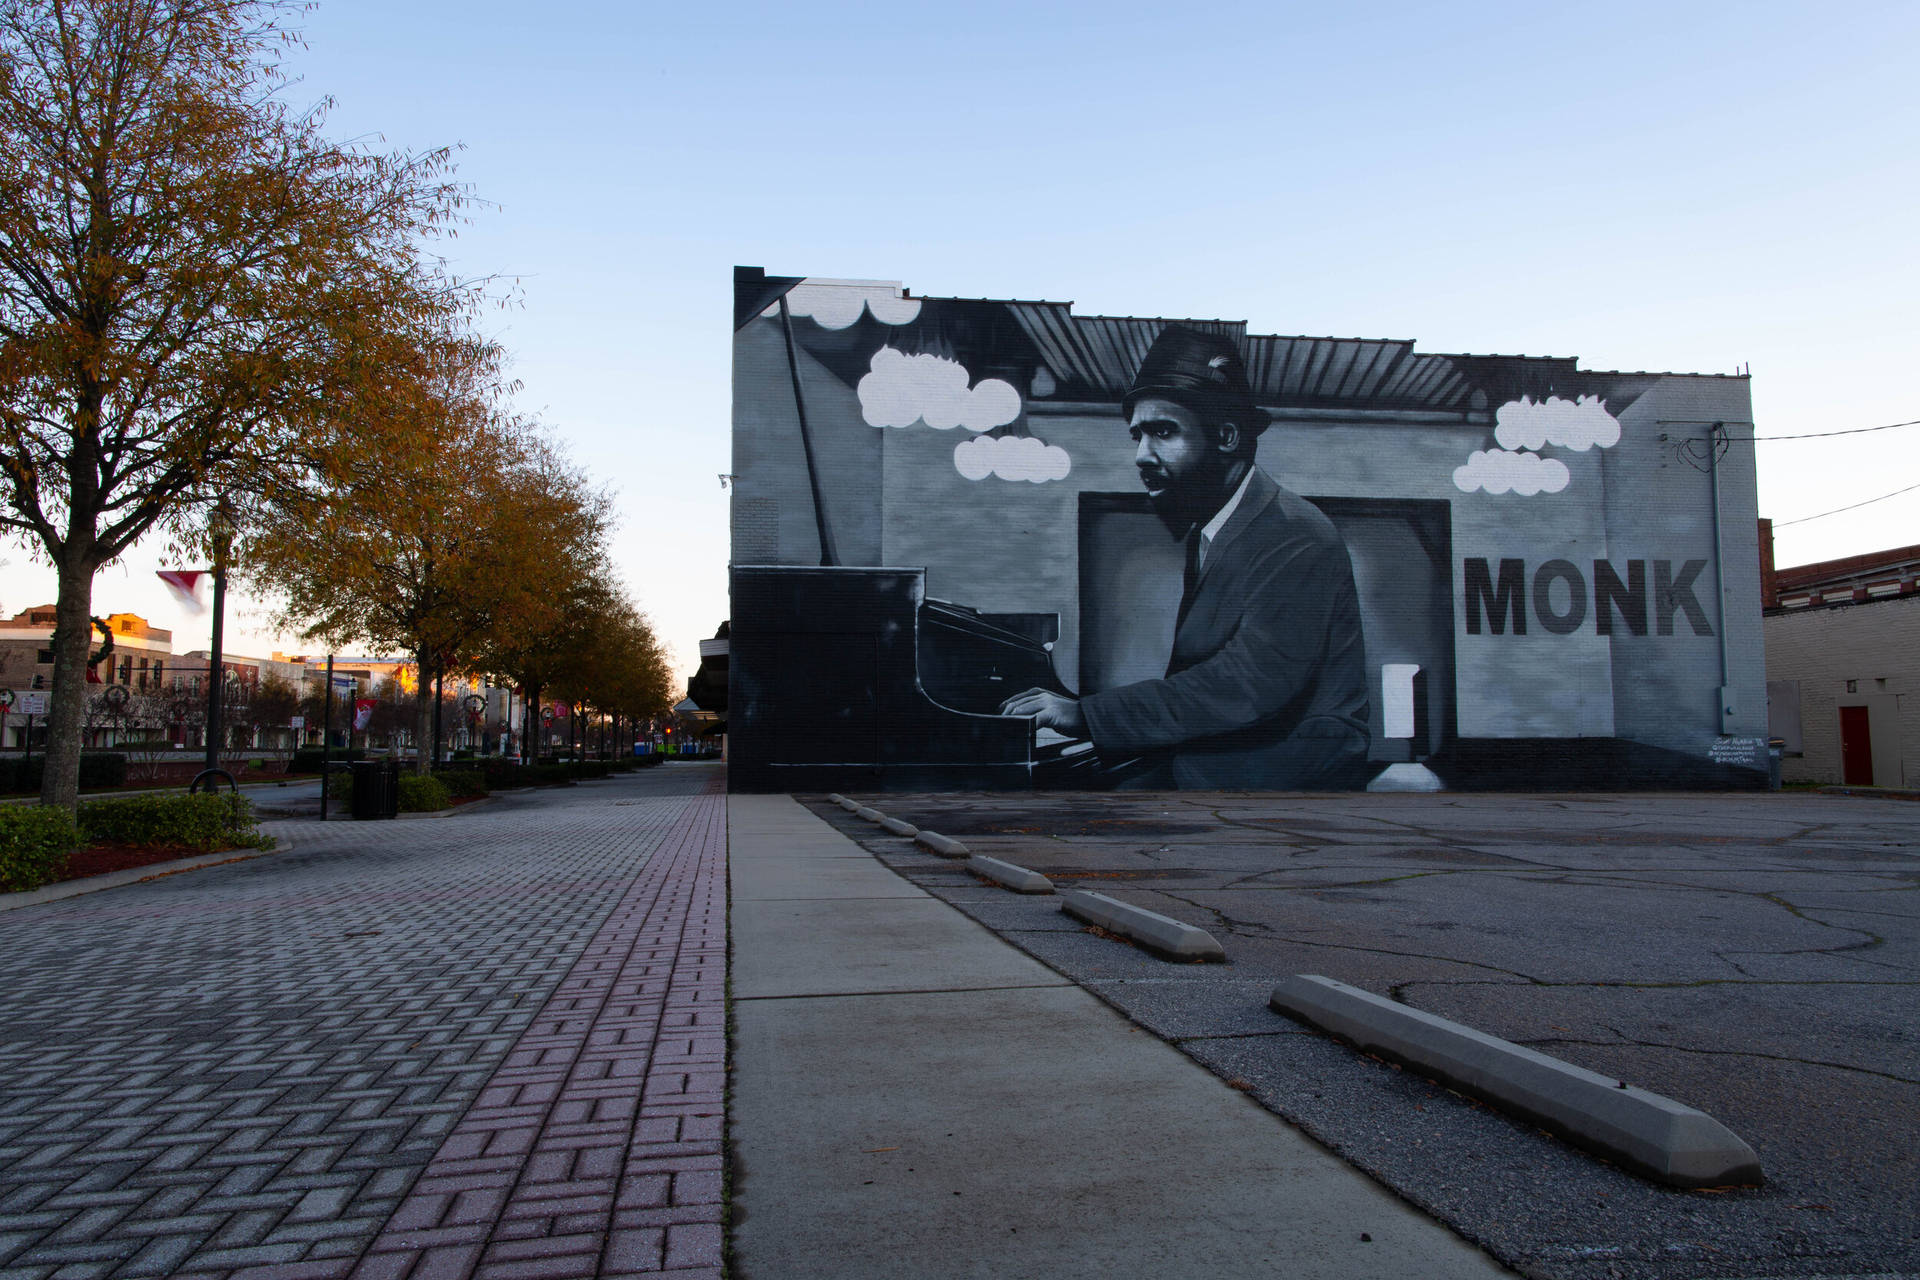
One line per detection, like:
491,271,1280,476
727,794,1513,1279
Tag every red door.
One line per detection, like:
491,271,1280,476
1839,705,1874,785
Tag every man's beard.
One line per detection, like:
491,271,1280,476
1143,462,1230,538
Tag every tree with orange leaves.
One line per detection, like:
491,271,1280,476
242,328,622,773
0,0,473,809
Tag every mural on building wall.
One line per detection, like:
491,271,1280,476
729,268,1770,793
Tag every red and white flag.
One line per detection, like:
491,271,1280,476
156,570,209,615
353,699,376,731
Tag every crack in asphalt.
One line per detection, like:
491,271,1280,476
1713,947,1758,979
1146,887,1553,985
1399,974,1914,992
1214,868,1460,892
1519,1028,1920,1087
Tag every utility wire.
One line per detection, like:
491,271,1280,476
1662,416,1920,441
1755,417,1920,442
1773,481,1920,528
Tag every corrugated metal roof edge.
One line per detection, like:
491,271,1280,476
1580,370,1750,381
920,295,1076,307
1069,318,1419,345
890,292,1744,378
939,297,1397,342
1427,354,1749,380
1059,312,1248,326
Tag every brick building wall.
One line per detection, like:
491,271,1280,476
0,607,177,692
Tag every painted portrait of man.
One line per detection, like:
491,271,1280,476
1000,325,1373,789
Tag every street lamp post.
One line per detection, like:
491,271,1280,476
430,669,443,768
103,683,129,749
320,655,334,821
463,692,485,757
202,509,233,777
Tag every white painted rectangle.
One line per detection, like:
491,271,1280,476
1382,663,1420,739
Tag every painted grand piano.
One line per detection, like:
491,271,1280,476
728,566,1111,792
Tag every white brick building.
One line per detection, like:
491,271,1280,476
1763,537,1919,787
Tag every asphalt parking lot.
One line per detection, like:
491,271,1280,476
809,789,1920,1280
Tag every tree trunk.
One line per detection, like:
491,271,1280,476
523,681,540,763
40,555,99,811
413,653,432,774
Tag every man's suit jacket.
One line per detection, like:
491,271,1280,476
1080,468,1372,790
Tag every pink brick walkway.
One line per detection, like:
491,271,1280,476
349,783,726,1280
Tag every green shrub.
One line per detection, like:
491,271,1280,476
480,759,528,789
291,747,362,774
398,773,451,812
433,769,487,798
465,759,598,788
76,793,271,853
0,806,81,892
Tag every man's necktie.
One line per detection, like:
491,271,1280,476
1176,528,1202,628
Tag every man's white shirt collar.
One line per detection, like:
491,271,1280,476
1197,468,1255,570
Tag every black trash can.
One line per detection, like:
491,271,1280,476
351,759,401,819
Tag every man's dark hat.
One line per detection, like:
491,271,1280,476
1123,325,1269,434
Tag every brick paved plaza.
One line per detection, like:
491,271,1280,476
0,765,725,1280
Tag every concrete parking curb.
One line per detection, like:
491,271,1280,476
830,793,859,811
855,804,884,821
1268,974,1765,1188
1060,888,1226,961
915,829,969,857
878,815,918,837
1819,784,1920,802
967,854,1053,894
0,839,290,912
396,795,497,820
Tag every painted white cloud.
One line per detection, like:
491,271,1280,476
954,434,1071,484
762,280,922,330
1494,394,1621,452
858,347,1021,431
1452,449,1569,496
